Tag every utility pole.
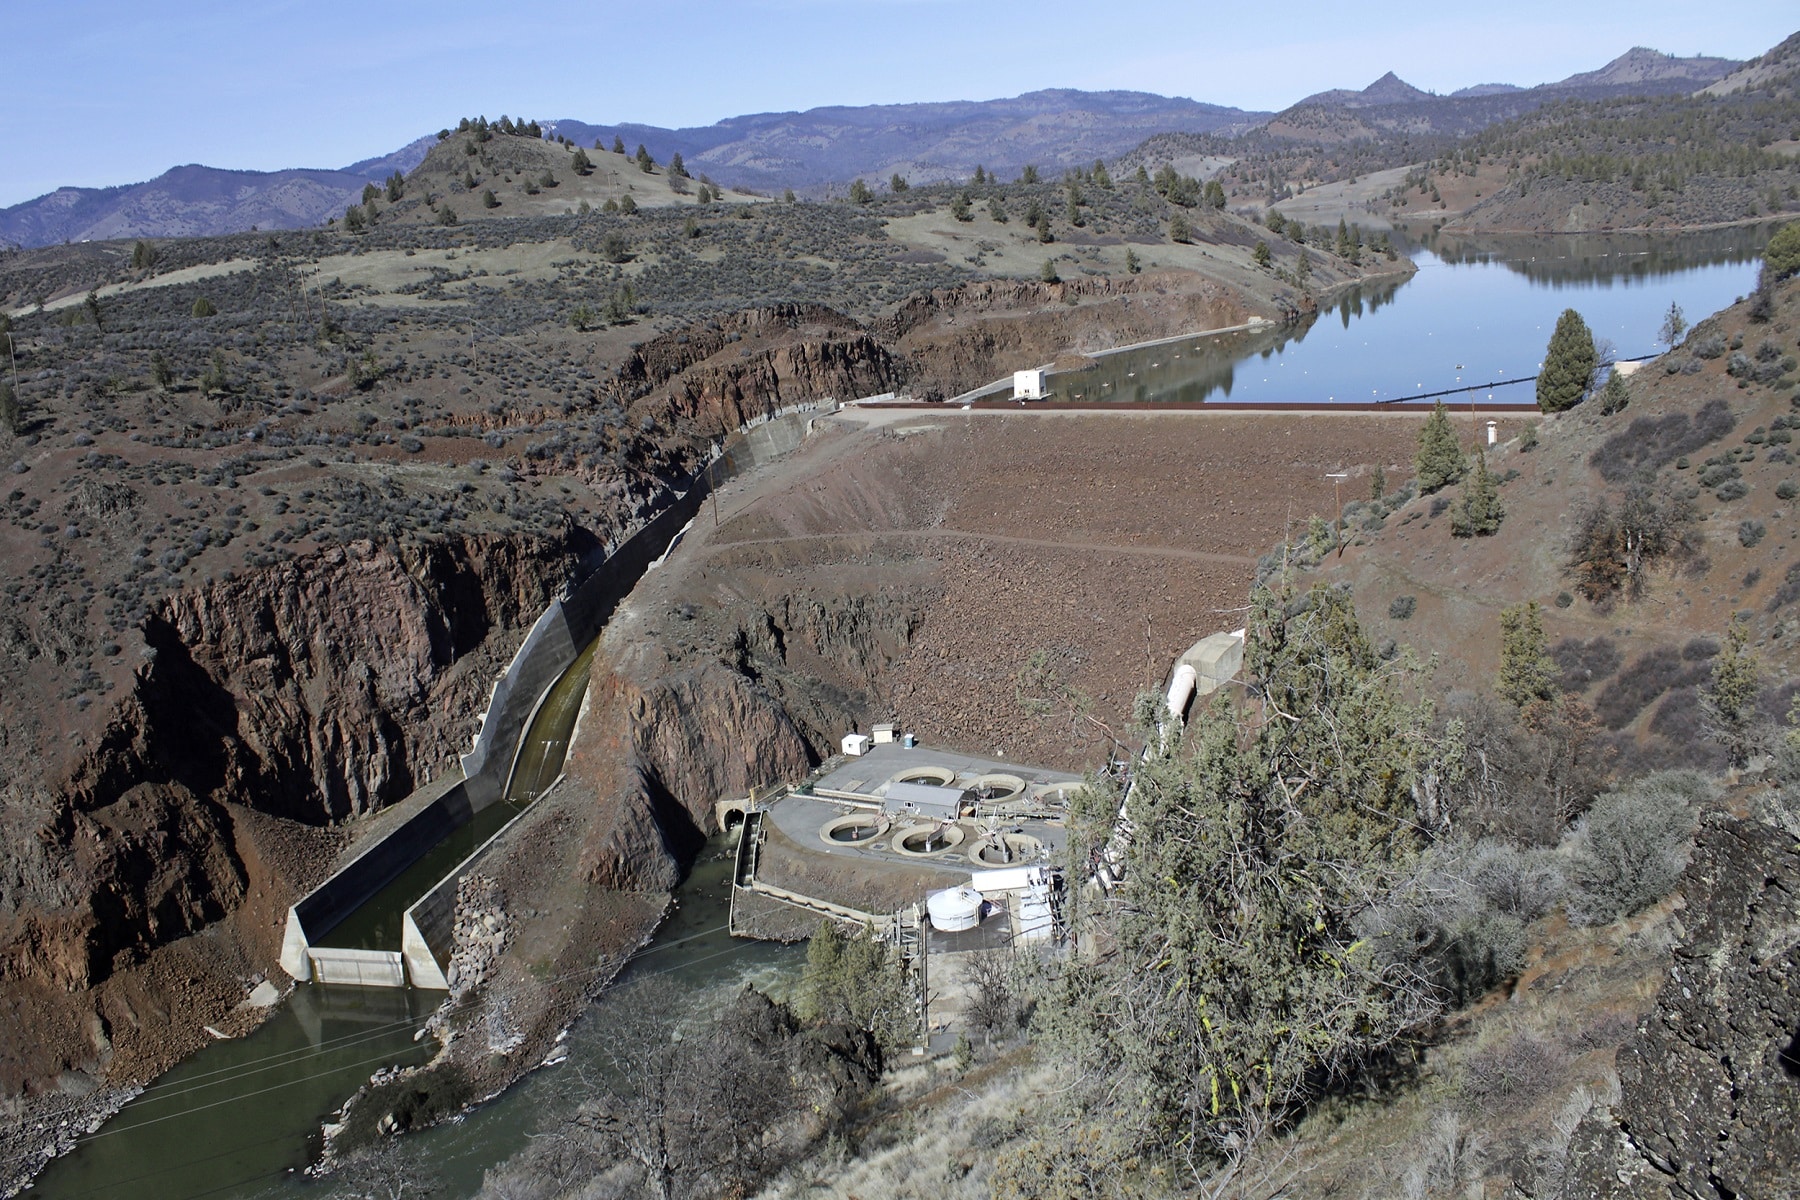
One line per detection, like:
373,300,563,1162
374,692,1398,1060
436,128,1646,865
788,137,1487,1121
1327,471,1349,557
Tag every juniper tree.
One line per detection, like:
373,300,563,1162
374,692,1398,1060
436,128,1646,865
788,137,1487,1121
1450,449,1503,537
1252,239,1271,267
667,151,688,178
150,351,174,389
848,178,872,205
1045,582,1436,1184
988,195,1007,223
1537,308,1596,413
1702,617,1762,767
1414,401,1466,493
1125,247,1140,274
613,135,626,154
1598,369,1630,415
798,921,914,1054
570,147,592,175
889,172,908,194
1498,601,1557,713
1169,213,1191,243
1766,220,1800,282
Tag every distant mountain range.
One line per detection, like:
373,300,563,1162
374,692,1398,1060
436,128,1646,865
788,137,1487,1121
541,89,1266,195
0,46,1755,249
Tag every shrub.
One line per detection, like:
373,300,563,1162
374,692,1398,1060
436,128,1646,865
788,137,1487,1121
1589,399,1734,483
1460,1026,1570,1112
1739,519,1767,548
1716,478,1750,502
1768,561,1800,611
1778,481,1797,501
1564,771,1710,925
1389,594,1417,620
1594,647,1710,730
1550,636,1622,693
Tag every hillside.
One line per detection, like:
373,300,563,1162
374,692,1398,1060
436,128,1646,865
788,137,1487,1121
0,164,388,249
542,89,1268,195
1122,47,1746,213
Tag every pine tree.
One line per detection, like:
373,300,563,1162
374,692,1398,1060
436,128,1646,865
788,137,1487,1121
481,188,499,209
385,170,405,202
950,191,972,221
1498,601,1557,712
1702,617,1762,767
1413,401,1466,493
1537,308,1596,413
130,240,158,270
635,145,654,173
667,151,688,178
889,173,909,194
1169,213,1190,244
150,350,174,389
1450,449,1504,537
1036,213,1053,244
570,147,592,175
848,178,872,204
1020,164,1039,184
1252,240,1271,267
619,194,638,214
1125,247,1140,274
987,195,1007,223
1040,259,1060,283
1657,301,1687,347
612,135,626,154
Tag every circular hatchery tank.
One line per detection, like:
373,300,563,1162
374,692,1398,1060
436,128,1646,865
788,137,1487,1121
965,774,1028,805
888,765,957,788
1032,782,1084,808
819,812,889,846
971,832,1044,867
893,823,967,857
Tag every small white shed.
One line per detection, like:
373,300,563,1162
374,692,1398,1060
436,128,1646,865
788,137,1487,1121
872,722,899,744
1013,369,1047,400
842,732,872,757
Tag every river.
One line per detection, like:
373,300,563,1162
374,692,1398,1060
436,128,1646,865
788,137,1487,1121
22,224,1774,1200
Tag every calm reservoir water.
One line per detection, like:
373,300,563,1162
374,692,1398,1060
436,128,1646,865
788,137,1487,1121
1049,226,1770,408
24,224,1775,1199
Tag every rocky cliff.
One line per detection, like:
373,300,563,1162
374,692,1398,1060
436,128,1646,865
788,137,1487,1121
1565,808,1800,1198
0,530,587,1100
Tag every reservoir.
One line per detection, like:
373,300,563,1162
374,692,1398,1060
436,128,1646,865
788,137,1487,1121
1049,226,1769,408
24,224,1775,1199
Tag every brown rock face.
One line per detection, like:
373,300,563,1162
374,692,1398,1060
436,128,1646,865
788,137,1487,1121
575,659,816,891
1566,812,1800,1198
0,530,585,1096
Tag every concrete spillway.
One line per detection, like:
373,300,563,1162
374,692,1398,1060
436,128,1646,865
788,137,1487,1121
279,404,826,989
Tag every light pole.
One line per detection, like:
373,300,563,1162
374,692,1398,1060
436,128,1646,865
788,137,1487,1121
1327,471,1349,557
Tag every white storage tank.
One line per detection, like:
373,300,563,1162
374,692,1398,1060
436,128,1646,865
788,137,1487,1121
926,885,984,932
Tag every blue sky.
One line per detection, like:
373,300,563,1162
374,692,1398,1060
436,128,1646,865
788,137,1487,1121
4,0,1792,208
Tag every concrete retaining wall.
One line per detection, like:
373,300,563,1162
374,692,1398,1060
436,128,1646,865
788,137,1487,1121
281,405,830,988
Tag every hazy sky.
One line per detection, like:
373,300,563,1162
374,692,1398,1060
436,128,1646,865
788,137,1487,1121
5,1,1792,207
